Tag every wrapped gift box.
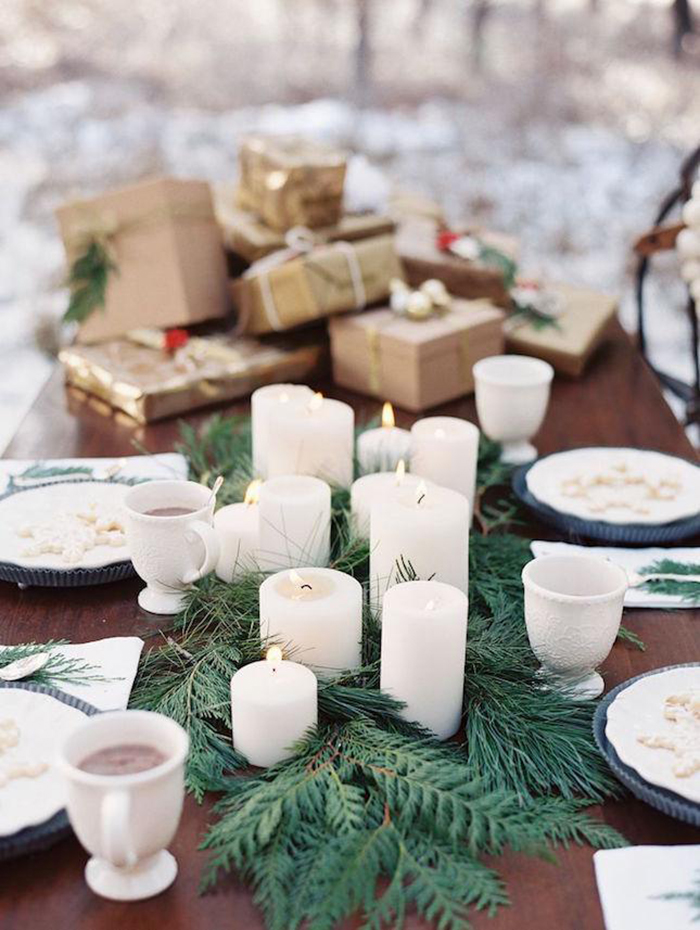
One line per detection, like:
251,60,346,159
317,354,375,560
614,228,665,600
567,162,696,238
215,189,395,264
231,234,403,336
328,298,505,411
389,191,446,225
56,178,230,345
59,332,328,424
396,219,518,309
505,282,618,377
236,135,347,231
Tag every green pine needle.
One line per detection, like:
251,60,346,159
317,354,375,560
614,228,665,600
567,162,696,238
0,641,105,687
63,239,116,324
638,559,700,603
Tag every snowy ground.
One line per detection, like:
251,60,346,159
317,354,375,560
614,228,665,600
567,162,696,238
1,0,698,449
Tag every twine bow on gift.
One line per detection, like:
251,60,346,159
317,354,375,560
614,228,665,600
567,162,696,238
61,202,216,325
237,228,367,333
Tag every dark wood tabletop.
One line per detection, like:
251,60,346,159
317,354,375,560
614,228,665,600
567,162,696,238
2,321,699,930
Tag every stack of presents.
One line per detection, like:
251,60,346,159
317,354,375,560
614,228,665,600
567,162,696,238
58,135,618,423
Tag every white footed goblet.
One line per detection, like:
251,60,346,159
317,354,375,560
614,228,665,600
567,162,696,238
123,480,220,615
57,710,189,901
522,554,628,699
473,355,554,464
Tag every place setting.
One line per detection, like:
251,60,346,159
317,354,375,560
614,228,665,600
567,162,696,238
2,125,699,930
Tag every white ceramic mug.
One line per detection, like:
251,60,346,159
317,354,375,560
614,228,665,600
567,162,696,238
57,710,189,901
522,554,628,699
123,480,220,614
473,355,554,464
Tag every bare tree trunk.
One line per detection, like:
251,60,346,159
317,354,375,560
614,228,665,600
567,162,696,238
354,0,372,108
471,0,491,73
672,0,694,57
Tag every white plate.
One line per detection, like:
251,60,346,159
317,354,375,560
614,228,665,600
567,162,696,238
0,481,129,571
526,448,700,525
605,667,700,804
0,689,90,836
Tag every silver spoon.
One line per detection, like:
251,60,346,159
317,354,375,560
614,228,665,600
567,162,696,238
207,476,224,509
627,570,700,588
0,653,50,681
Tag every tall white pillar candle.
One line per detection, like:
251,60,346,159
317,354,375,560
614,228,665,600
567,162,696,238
267,392,355,488
357,402,411,474
380,580,468,740
350,461,430,539
231,647,317,767
214,480,261,581
410,417,480,521
260,567,362,676
370,481,470,608
251,384,314,478
258,475,331,572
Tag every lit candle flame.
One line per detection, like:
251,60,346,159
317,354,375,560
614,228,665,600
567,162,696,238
381,401,395,429
266,645,283,669
244,479,262,505
395,458,406,486
289,569,313,598
279,391,290,404
434,427,446,439
308,391,323,413
416,480,428,506
425,599,436,611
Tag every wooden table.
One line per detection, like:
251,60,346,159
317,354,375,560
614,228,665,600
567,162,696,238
2,323,698,930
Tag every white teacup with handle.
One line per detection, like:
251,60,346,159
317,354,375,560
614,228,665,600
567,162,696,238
57,710,189,901
123,479,220,615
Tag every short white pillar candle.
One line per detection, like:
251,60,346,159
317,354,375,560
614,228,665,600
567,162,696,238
258,475,331,572
357,402,411,474
214,480,261,582
230,646,318,768
260,567,362,677
350,460,429,539
410,416,480,520
380,580,468,740
370,480,470,608
251,384,314,478
267,392,355,488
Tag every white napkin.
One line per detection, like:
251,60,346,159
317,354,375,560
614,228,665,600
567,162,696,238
594,846,700,930
1,637,144,711
0,453,189,494
530,541,700,609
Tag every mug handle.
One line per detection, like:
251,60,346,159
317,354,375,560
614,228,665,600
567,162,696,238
101,789,137,868
181,520,220,585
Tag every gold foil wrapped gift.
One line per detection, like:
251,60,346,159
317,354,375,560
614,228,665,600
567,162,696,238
59,332,328,424
504,282,618,378
215,186,395,264
328,297,505,412
230,234,403,336
56,178,230,345
236,135,347,231
396,218,519,309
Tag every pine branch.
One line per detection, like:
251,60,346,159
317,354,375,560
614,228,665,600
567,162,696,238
0,641,105,687
638,559,700,603
63,239,116,324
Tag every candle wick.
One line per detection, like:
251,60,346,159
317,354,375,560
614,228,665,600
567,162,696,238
417,493,426,506
300,583,313,591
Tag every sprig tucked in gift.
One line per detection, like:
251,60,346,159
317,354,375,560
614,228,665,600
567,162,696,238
509,279,565,331
389,278,451,320
437,229,518,290
63,238,117,325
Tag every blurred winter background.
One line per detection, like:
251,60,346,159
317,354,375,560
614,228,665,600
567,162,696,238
1,0,699,449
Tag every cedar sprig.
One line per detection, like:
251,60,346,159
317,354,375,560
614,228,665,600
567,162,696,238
63,239,116,324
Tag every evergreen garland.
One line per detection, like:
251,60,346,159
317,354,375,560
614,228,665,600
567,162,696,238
129,413,633,928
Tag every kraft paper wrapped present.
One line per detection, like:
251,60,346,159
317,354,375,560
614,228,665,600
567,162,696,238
60,330,328,424
328,298,505,411
215,188,395,264
230,234,403,336
56,178,230,345
396,218,518,309
236,135,347,231
505,282,618,377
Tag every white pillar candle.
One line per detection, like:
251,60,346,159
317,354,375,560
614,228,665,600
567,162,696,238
357,402,411,474
380,580,468,740
410,416,480,520
258,475,331,572
350,460,430,539
251,384,314,478
260,567,362,677
231,646,317,768
370,480,470,608
214,480,261,581
267,392,355,488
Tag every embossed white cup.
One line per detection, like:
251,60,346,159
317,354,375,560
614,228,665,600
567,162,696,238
123,480,220,615
522,554,628,699
473,355,554,464
57,710,189,901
